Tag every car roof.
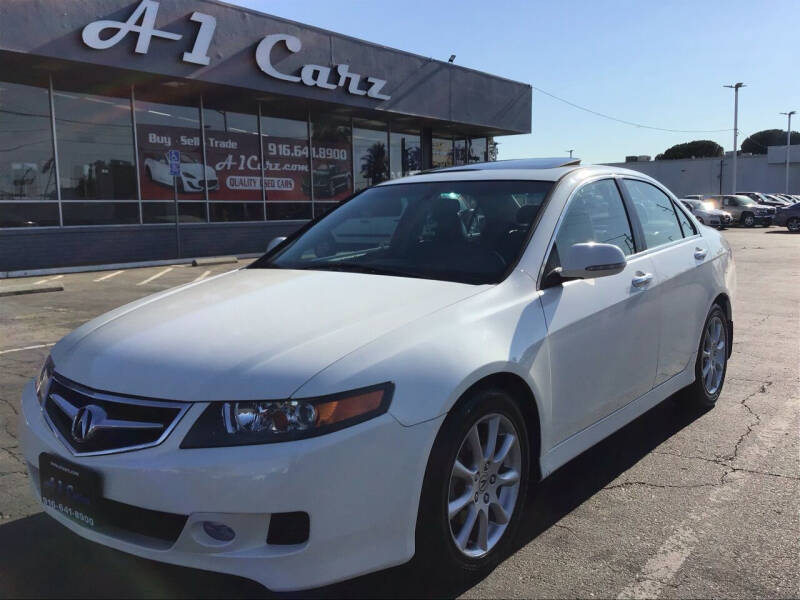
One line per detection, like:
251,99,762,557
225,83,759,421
377,159,652,185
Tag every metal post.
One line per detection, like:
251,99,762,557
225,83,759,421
47,75,63,226
130,85,143,224
724,83,745,194
258,103,266,220
780,111,796,193
199,96,209,221
173,175,181,258
307,111,314,219
732,88,739,193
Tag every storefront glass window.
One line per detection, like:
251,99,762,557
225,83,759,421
353,120,388,192
389,130,421,179
311,114,353,210
203,106,262,222
133,96,207,222
0,80,60,227
432,137,453,168
260,112,311,221
468,138,487,163
54,90,137,202
454,139,467,166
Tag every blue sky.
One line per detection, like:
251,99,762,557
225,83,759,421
232,0,799,165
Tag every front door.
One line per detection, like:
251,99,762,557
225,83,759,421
622,179,711,385
540,178,660,445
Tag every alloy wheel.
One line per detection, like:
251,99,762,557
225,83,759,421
701,315,726,395
447,413,522,558
788,218,799,232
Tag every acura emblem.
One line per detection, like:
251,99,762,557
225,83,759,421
71,405,106,442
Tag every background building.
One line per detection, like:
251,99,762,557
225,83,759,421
0,0,531,272
605,145,800,197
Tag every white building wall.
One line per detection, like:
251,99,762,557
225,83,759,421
604,145,800,196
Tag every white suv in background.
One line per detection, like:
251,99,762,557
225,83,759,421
22,158,735,592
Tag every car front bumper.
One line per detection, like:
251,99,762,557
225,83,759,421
19,380,442,591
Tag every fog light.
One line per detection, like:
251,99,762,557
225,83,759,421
202,521,235,542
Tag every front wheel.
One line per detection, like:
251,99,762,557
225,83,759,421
788,218,800,232
742,213,755,228
697,217,704,225
679,305,729,409
415,386,530,579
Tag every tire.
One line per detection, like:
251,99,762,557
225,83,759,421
696,217,704,225
415,385,530,581
788,218,800,233
742,213,755,228
679,305,729,410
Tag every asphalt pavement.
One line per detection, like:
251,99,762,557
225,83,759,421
0,228,797,599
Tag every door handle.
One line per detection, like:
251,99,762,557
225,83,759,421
694,247,708,260
632,271,653,288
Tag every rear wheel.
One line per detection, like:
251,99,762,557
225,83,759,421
679,305,729,409
415,386,530,579
788,218,800,232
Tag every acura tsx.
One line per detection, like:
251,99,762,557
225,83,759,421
20,158,735,591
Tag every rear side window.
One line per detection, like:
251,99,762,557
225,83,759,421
674,203,697,236
624,180,685,248
544,179,634,274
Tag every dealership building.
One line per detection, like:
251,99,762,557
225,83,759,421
0,0,531,272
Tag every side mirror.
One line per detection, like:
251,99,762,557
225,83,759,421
560,242,626,279
266,236,287,253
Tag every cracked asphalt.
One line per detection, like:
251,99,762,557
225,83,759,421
0,228,797,599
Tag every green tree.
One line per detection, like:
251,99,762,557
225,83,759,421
740,129,800,154
658,140,723,160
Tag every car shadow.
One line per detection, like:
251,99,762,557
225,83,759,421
765,229,795,234
0,397,705,599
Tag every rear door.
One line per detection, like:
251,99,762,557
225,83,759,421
540,178,660,444
621,178,710,386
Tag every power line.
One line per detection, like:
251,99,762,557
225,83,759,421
531,85,734,134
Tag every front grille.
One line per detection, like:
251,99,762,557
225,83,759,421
43,375,190,456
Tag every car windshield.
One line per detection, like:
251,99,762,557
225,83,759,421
251,180,553,284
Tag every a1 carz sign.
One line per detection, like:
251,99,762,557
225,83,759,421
137,124,351,202
82,0,391,100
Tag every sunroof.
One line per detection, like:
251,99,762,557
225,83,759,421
432,157,581,172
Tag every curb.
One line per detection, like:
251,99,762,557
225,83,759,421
0,254,261,279
192,256,239,267
0,284,64,297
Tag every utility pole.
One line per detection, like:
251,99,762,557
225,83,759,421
565,149,574,158
780,111,796,193
724,83,745,193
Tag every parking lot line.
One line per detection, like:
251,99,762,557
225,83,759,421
93,270,124,282
0,342,56,356
33,275,63,285
136,268,173,286
192,270,212,283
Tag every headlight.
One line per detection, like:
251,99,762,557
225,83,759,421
35,355,54,405
180,383,393,448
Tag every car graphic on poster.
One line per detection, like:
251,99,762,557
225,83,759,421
143,152,219,193
303,163,352,199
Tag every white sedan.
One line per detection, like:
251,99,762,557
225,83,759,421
21,159,735,591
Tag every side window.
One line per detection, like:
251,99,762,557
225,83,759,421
674,201,697,236
624,180,685,248
544,179,634,273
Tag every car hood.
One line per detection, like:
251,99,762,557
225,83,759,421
51,269,487,402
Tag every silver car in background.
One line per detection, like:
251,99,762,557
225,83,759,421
680,199,732,229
